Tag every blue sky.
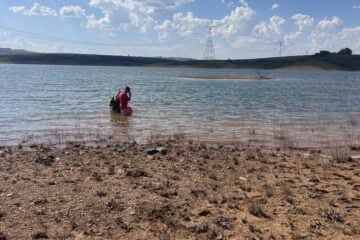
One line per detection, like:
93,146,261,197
0,0,359,59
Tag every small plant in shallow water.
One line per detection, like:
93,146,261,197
350,144,360,151
0,140,6,147
249,128,256,135
348,115,359,127
273,126,288,140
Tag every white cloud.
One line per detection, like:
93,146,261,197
87,0,194,32
337,27,360,52
271,3,279,10
253,15,285,39
9,6,26,14
171,0,196,9
269,15,285,33
239,0,249,7
9,2,57,16
221,0,235,7
87,13,112,29
128,12,157,33
60,5,86,18
5,0,360,58
291,14,314,31
339,26,360,40
231,35,257,48
308,31,335,50
212,4,256,37
156,12,210,39
284,31,302,45
88,0,194,15
304,24,360,55
172,12,210,37
156,19,172,40
0,31,60,53
318,16,343,29
156,0,256,40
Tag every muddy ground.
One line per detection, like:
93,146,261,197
0,140,359,239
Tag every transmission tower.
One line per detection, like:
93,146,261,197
203,26,215,60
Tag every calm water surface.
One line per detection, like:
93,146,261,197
0,64,359,146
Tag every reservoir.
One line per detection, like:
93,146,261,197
0,64,359,147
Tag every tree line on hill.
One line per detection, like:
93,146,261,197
315,48,352,57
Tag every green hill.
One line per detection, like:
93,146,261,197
0,51,359,71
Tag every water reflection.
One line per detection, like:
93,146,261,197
109,110,131,136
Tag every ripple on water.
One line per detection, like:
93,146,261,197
0,64,359,146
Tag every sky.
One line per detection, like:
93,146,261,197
0,0,359,59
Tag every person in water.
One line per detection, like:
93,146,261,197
118,86,131,115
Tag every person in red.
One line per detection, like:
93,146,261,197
118,86,131,115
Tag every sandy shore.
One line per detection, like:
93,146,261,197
180,75,273,80
0,139,359,239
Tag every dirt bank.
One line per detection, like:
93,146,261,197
0,140,359,239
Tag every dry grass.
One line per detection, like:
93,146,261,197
321,208,345,223
263,183,275,198
248,201,270,219
330,147,351,162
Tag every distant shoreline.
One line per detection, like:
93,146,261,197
1,52,360,71
0,61,353,71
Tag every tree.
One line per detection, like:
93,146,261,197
338,48,352,55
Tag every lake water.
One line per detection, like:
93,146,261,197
0,64,359,147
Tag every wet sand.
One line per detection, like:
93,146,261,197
0,139,359,239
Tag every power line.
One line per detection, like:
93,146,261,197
0,25,205,47
0,25,163,47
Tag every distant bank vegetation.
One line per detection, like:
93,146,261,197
315,48,353,57
0,47,359,71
